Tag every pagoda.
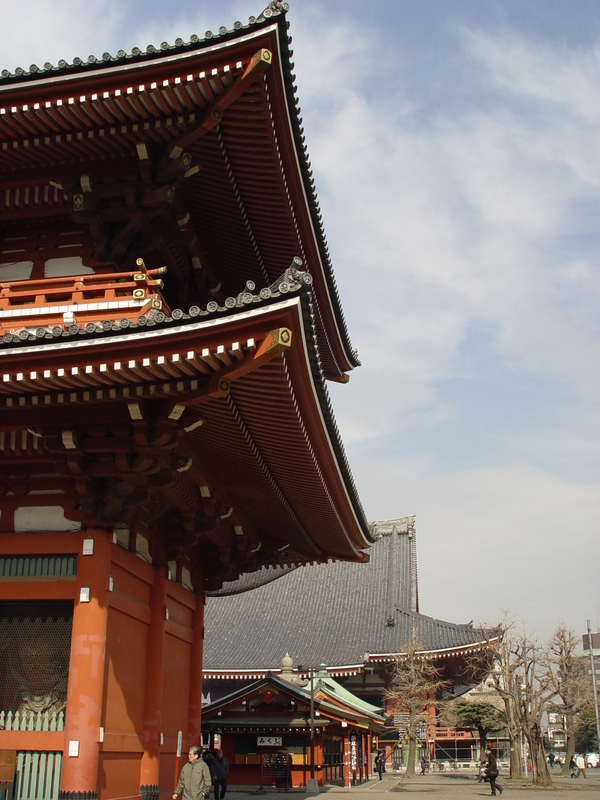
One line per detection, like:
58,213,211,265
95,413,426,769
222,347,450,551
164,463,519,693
0,4,372,800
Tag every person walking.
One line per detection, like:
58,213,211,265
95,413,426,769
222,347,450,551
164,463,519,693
173,746,211,800
477,758,487,783
576,754,586,778
375,751,384,781
485,747,503,796
569,755,577,777
210,749,229,800
202,750,214,798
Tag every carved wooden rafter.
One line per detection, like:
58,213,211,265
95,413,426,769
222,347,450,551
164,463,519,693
0,314,300,588
36,48,273,306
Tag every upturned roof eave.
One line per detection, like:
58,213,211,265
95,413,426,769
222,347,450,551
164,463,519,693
366,635,500,662
202,672,386,729
0,288,371,555
0,4,361,377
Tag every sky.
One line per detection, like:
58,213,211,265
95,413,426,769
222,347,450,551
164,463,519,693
1,0,599,644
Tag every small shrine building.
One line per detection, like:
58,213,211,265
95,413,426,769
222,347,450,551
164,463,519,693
0,4,373,800
201,662,386,788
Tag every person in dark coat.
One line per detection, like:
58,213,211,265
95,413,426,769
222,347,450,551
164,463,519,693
485,747,503,796
569,754,577,777
201,750,214,798
210,749,229,800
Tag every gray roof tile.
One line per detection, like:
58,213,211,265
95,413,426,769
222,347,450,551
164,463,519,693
204,516,485,669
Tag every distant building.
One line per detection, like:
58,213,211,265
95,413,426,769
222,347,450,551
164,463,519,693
547,711,567,756
201,662,386,788
204,516,495,772
581,631,600,679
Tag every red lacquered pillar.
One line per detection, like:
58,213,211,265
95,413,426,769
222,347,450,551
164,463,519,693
343,732,350,787
60,528,111,799
188,593,205,744
140,567,168,790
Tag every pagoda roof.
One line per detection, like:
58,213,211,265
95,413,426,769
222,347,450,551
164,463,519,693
0,1,358,378
0,3,375,590
0,269,371,587
203,517,489,669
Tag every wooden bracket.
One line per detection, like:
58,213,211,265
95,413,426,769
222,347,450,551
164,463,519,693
205,328,292,397
169,49,273,158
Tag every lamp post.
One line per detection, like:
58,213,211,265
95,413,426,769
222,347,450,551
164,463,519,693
310,667,315,781
299,665,319,795
586,620,600,757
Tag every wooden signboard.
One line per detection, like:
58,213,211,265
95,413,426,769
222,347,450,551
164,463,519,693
0,750,15,789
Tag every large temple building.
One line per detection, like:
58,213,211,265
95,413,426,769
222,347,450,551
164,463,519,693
203,517,493,779
0,4,374,799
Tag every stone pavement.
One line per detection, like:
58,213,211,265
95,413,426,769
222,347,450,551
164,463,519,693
225,769,600,799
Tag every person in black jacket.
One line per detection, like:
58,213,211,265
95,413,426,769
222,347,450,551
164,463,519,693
485,748,503,796
210,749,229,800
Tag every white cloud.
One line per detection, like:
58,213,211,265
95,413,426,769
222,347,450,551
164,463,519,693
292,11,600,638
356,461,600,640
0,1,126,71
293,14,600,443
1,1,597,639
461,28,600,131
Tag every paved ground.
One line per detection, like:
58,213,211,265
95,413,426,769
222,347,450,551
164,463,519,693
226,769,600,798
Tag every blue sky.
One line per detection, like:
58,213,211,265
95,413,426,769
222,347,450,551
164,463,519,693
2,0,599,642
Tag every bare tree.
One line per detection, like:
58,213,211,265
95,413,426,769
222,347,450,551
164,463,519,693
515,632,553,786
478,618,524,780
482,618,554,786
386,633,449,777
547,624,588,776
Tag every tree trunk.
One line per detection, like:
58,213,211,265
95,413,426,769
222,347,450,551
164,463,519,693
560,714,576,777
508,729,523,779
477,725,487,760
404,697,418,777
526,725,552,787
405,735,416,776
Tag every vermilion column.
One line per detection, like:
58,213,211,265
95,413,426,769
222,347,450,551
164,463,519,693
60,528,112,799
140,568,168,788
315,734,323,786
343,732,350,787
188,593,205,744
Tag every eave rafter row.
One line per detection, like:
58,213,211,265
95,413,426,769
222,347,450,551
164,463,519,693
0,327,293,413
217,126,269,285
263,78,343,377
0,56,254,149
0,49,271,170
225,392,320,557
281,354,349,540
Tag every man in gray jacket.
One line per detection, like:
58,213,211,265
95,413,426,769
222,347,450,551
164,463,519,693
174,746,211,800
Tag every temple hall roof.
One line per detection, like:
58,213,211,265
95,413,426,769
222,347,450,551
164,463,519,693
203,516,487,670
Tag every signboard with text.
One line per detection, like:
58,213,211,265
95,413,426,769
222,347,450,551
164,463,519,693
257,736,283,747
